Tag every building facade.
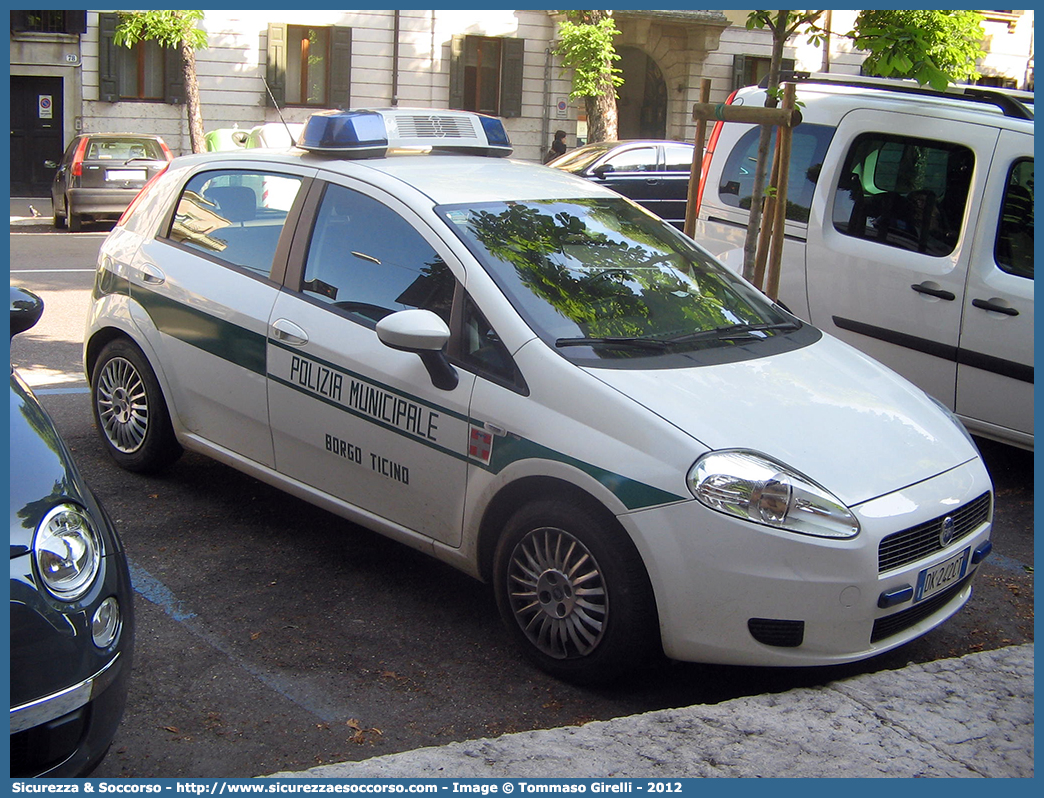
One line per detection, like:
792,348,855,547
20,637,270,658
9,9,1034,198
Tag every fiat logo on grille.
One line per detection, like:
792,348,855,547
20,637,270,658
939,516,956,547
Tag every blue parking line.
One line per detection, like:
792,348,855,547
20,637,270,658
33,386,91,395
127,561,197,622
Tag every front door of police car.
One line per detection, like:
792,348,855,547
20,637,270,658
266,181,476,547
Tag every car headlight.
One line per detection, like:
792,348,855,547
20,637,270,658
34,504,102,600
688,450,859,539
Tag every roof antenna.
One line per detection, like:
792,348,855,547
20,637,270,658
261,75,298,146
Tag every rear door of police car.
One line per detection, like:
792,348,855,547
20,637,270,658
129,162,314,467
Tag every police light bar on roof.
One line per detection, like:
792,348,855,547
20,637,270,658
297,108,512,158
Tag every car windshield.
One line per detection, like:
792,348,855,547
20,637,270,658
439,197,800,364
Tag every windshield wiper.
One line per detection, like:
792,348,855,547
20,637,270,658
666,321,800,345
555,336,671,351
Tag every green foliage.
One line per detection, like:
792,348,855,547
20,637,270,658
852,10,986,90
113,10,208,50
553,15,623,101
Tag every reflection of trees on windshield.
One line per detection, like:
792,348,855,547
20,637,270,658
457,200,764,344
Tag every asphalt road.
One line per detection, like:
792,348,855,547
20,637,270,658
9,220,1035,779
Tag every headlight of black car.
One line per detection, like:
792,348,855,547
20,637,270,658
33,503,101,600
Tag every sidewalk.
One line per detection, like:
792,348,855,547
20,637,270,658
268,644,1033,779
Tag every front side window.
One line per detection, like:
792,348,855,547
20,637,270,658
832,133,973,256
167,170,303,277
718,124,834,223
995,158,1034,279
603,147,658,173
302,184,455,327
441,197,816,368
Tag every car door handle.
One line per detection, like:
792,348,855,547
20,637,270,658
910,283,955,301
139,264,165,285
271,318,309,345
972,298,1019,317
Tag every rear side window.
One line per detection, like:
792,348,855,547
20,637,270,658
718,124,834,223
995,158,1034,279
832,133,973,257
662,144,695,172
166,169,303,277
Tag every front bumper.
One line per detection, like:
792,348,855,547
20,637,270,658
622,458,993,667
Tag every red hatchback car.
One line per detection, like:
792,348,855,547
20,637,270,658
51,133,171,231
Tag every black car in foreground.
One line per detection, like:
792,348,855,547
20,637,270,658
547,139,695,229
9,286,134,777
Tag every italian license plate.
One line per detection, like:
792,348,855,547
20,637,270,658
105,169,147,182
914,547,970,602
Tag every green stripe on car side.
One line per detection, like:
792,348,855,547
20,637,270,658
105,281,686,510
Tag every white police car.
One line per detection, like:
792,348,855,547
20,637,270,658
84,108,993,683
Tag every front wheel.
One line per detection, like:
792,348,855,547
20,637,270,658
91,338,182,473
493,496,659,684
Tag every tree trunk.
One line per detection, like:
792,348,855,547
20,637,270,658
583,9,619,142
741,10,788,282
182,42,205,154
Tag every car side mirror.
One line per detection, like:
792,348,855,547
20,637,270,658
376,309,458,391
592,164,614,177
10,286,44,339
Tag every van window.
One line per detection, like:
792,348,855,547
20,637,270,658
717,124,834,223
995,159,1034,279
832,134,973,257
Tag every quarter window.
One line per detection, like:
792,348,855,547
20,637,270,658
302,184,456,327
167,170,304,278
995,159,1034,279
832,133,973,257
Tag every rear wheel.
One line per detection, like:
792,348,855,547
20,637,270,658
66,200,81,232
91,338,182,473
493,496,659,684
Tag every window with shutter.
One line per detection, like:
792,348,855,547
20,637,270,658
449,35,526,118
266,23,352,108
98,12,183,104
732,54,795,90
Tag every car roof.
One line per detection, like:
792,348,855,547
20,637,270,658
735,81,1033,132
167,148,621,206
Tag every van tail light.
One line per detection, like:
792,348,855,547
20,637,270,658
694,89,738,218
70,137,90,178
116,165,169,227
158,139,173,161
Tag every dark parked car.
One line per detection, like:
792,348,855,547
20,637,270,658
9,286,134,776
547,140,695,229
51,133,172,232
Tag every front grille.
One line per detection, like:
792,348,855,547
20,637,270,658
748,618,805,647
393,114,479,140
878,492,991,573
870,574,971,643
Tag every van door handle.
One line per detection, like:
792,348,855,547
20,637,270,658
910,282,955,301
139,264,165,285
972,298,1019,317
271,318,309,345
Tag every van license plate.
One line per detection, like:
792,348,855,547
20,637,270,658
915,547,970,602
106,169,146,181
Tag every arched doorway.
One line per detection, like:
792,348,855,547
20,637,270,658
617,47,667,140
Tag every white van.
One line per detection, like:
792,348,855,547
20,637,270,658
694,75,1034,450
